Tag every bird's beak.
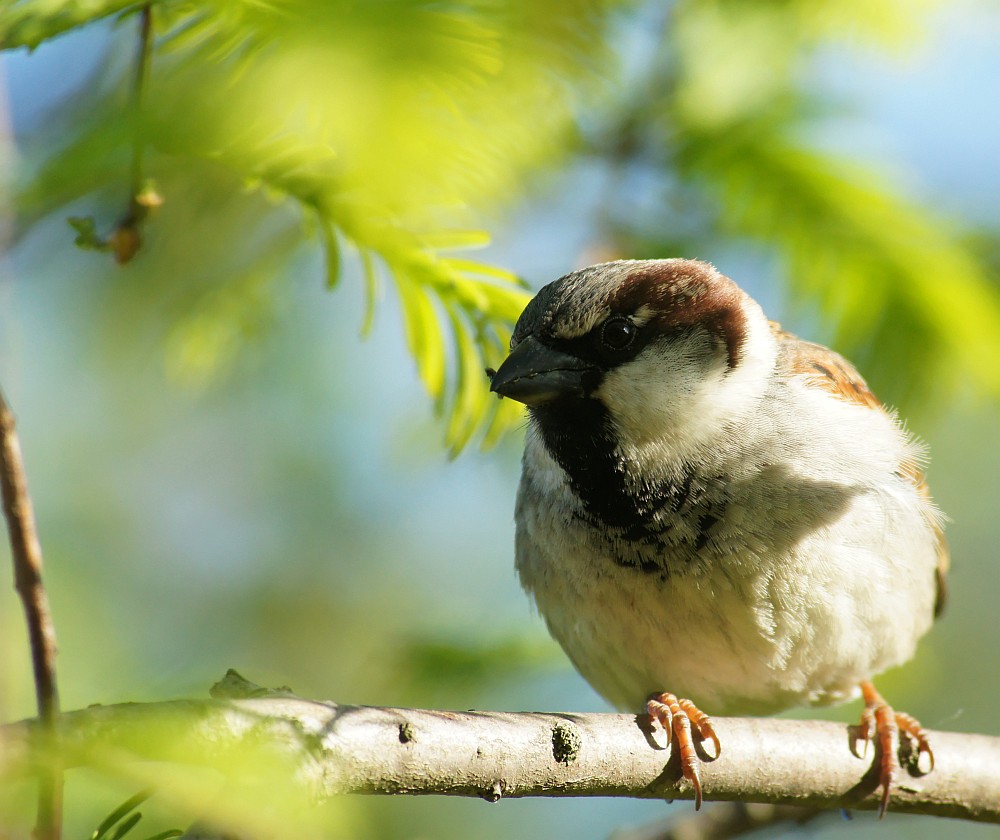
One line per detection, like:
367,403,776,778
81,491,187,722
488,336,593,406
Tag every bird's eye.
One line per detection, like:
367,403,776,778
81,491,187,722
600,317,637,351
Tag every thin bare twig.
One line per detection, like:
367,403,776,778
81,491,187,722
0,387,62,839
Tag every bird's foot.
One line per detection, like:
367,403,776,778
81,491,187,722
646,692,721,809
857,681,934,818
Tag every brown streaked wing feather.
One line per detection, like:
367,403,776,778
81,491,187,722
772,323,881,409
771,323,949,616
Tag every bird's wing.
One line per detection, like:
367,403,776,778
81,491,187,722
771,323,949,616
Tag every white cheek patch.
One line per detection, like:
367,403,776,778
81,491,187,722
597,341,715,446
596,302,778,467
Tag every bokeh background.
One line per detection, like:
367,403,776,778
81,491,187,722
2,1,1000,838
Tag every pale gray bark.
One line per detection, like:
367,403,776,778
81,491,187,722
2,678,998,823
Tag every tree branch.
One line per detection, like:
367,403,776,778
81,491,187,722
1,674,998,824
0,387,63,840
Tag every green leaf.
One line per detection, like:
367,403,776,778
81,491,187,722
417,230,491,251
444,257,529,287
394,272,447,404
479,324,524,449
67,216,112,252
110,813,143,840
0,0,136,50
359,248,380,338
480,388,525,451
91,789,151,840
443,307,490,457
320,219,341,289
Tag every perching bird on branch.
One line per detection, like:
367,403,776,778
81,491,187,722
488,259,945,815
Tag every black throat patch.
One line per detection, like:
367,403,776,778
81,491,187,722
529,398,724,573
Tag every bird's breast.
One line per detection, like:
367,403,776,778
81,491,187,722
514,426,938,715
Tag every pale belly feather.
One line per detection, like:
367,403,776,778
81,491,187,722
516,481,938,716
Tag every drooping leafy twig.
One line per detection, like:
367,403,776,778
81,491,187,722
9,1,591,452
63,4,161,264
0,387,62,840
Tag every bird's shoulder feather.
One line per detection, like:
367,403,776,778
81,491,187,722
771,323,949,616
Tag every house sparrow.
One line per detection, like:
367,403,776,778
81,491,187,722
488,259,945,814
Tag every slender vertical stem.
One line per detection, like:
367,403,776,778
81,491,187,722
0,388,62,840
129,4,154,200
112,3,156,264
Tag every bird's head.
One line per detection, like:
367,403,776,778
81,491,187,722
489,259,778,463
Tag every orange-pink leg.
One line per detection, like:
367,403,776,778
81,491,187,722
858,681,934,817
647,692,722,810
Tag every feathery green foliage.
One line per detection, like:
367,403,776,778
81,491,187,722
668,0,1000,407
0,0,136,49
5,1,1000,838
677,131,1000,407
7,0,621,450
8,0,1000,448
597,0,1000,409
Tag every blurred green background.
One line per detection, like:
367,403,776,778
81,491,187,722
2,1,1000,837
